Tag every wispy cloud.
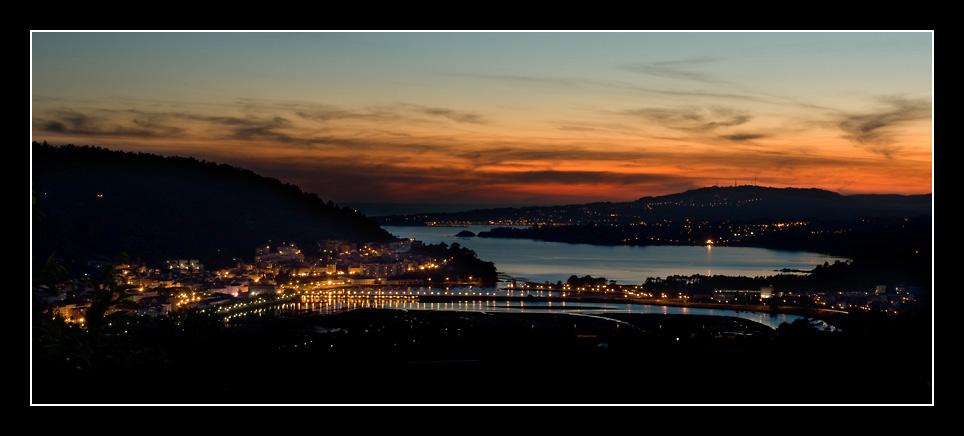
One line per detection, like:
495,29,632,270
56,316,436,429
292,103,487,125
34,102,481,152
38,109,185,138
294,106,402,123
451,72,834,112
490,170,696,186
404,104,487,124
620,106,752,133
556,125,599,132
619,57,724,83
720,133,768,142
33,91,932,203
454,72,761,102
837,96,931,158
226,155,703,204
455,147,655,168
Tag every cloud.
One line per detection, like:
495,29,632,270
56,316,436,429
36,108,297,142
33,92,931,204
720,133,768,142
451,72,835,112
556,125,598,132
37,109,185,138
405,104,487,124
837,96,931,158
621,106,751,133
222,116,296,143
224,154,702,204
490,170,696,186
455,72,751,101
294,102,487,125
131,111,305,144
451,145,897,178
454,147,656,168
546,120,644,136
452,73,586,89
294,106,403,123
35,106,459,154
619,57,724,83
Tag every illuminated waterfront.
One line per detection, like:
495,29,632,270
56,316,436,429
221,291,810,329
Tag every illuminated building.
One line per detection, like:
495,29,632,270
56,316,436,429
255,242,305,263
760,286,774,299
248,283,277,296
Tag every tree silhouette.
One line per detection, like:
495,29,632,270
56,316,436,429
776,318,823,340
84,266,135,343
37,252,69,290
767,296,780,313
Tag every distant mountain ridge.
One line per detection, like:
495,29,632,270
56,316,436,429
32,143,394,268
630,185,930,220
378,185,931,225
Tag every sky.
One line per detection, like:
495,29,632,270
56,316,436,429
32,32,933,207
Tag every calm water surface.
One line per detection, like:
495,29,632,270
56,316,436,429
386,225,848,284
232,296,813,329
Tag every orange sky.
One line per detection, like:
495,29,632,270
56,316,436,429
32,32,932,205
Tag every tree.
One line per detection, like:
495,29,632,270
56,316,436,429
37,252,69,290
767,296,780,313
776,318,823,340
115,251,131,265
84,266,135,342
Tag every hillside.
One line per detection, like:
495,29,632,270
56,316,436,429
377,185,931,225
633,186,931,221
32,143,394,268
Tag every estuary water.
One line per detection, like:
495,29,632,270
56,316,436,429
384,225,847,284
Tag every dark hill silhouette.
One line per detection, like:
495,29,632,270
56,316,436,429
632,185,930,221
378,185,930,225
32,142,394,268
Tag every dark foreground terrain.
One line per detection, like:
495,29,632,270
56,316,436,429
33,309,931,404
32,143,393,270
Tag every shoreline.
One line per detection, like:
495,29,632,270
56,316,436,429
409,293,847,320
383,224,853,260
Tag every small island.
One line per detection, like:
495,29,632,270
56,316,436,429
455,230,476,237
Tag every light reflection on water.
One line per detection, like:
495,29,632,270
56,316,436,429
226,294,810,330
385,225,848,284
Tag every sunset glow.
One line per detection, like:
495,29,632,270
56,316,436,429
32,32,932,205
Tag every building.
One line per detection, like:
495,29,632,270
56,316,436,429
320,240,356,254
136,296,172,317
52,303,90,324
760,286,774,299
294,266,325,277
248,283,277,296
362,262,404,278
211,282,247,297
711,289,762,303
875,285,888,295
319,240,349,253
255,243,305,263
165,259,202,271
198,293,235,308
